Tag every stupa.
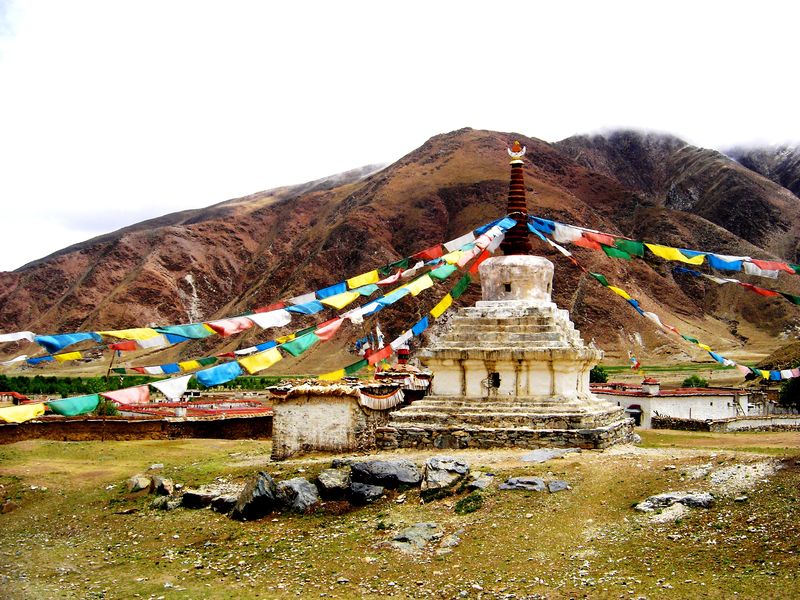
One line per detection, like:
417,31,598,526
376,142,632,450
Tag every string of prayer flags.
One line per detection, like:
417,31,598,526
0,402,45,423
674,267,800,306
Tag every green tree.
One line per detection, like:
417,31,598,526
590,365,608,383
779,375,800,411
682,374,709,388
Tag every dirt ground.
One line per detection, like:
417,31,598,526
1,431,799,599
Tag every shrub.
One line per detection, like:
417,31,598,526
682,374,709,388
94,398,120,416
454,491,484,514
590,365,608,383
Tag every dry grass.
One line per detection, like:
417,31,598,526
1,433,800,599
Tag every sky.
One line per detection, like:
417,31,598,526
1,0,799,272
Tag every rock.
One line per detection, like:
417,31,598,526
151,475,174,496
734,495,749,503
230,472,278,521
1,499,19,514
520,448,581,463
211,495,238,514
390,522,443,552
629,433,643,445
181,488,218,509
547,480,571,493
439,530,463,549
664,465,677,471
331,457,355,469
316,468,351,499
148,463,164,471
649,503,689,523
635,491,715,512
421,456,469,494
126,475,152,493
151,496,181,511
277,478,320,512
498,476,546,492
348,482,384,505
350,460,422,488
466,472,494,491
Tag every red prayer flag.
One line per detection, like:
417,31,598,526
468,249,491,274
413,245,444,261
131,367,146,374
367,345,392,365
583,231,616,247
750,259,795,274
254,302,286,313
109,340,138,352
572,235,603,250
739,282,780,297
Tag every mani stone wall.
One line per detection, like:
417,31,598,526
270,389,390,460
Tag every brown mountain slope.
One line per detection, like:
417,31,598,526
727,145,800,198
0,128,798,374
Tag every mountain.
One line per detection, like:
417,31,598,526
1,128,799,374
726,145,800,198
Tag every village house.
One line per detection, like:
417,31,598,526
591,378,750,428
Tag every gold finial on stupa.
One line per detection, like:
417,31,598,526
507,140,526,164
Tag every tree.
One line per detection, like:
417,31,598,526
590,365,608,383
779,376,800,411
682,374,709,388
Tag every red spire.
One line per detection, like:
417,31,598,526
500,140,532,256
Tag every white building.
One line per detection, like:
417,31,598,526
591,378,749,428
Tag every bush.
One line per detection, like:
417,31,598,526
454,491,484,514
94,398,120,416
779,376,800,411
682,374,709,388
590,365,608,384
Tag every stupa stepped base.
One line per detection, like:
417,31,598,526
375,419,633,451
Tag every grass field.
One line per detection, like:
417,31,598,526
1,431,799,599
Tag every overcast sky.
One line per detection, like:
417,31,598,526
1,1,798,272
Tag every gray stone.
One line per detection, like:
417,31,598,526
210,495,238,514
390,522,443,552
521,448,581,463
634,491,715,512
498,476,546,492
350,460,422,488
316,468,351,499
466,471,494,491
151,475,174,496
348,482,384,504
547,480,571,493
181,488,218,509
277,478,320,512
148,463,164,471
734,495,749,503
421,456,470,492
151,496,181,511
230,472,279,521
331,457,355,469
126,475,152,493
629,433,643,445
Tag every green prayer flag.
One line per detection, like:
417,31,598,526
682,335,699,343
48,394,100,416
355,284,379,296
589,272,610,287
296,325,317,336
614,238,644,257
781,292,800,305
112,368,127,374
344,359,369,375
429,264,457,281
378,258,409,277
601,245,632,260
451,274,472,299
791,264,800,275
197,357,218,366
281,332,320,357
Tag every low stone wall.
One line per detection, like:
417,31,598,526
652,415,800,433
376,419,633,451
0,415,272,444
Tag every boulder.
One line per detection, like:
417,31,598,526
126,475,152,493
211,495,238,514
466,472,494,491
152,476,175,496
277,478,320,512
151,496,181,511
547,480,571,493
316,468,351,499
520,448,580,463
634,491,715,512
390,522,443,552
181,488,218,509
348,482,384,505
331,457,355,469
421,456,469,493
230,472,279,521
350,460,422,488
498,476,546,492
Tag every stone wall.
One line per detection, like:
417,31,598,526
0,415,272,445
376,419,633,451
651,416,711,431
652,415,800,432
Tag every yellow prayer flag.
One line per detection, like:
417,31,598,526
697,343,712,351
276,333,296,344
239,347,283,375
608,286,632,301
320,291,360,310
318,368,346,381
346,270,379,289
441,251,463,265
0,403,45,424
644,243,705,265
430,294,453,318
178,360,201,371
98,327,160,340
401,274,434,297
759,370,770,379
55,351,82,362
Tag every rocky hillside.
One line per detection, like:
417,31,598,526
727,145,800,198
1,128,799,373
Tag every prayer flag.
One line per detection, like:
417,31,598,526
99,328,161,340
320,291,360,309
317,282,347,299
355,284,379,296
34,332,102,353
414,245,444,260
178,360,201,371
367,345,392,365
583,231,616,246
468,250,491,274
572,236,603,250
136,335,169,349
444,231,476,252
552,223,584,243
319,369,346,381
430,294,453,318
48,394,100,416
206,317,255,337
743,262,779,279
239,347,283,374
144,366,164,375
390,329,414,351
151,374,193,400
707,254,743,271
315,318,344,341
412,316,429,336
344,359,369,375
347,270,379,289
288,292,317,305
109,340,138,351
0,403,45,423
750,259,795,274
54,352,82,362
101,386,150,405
0,331,36,343
156,324,215,339
285,300,325,315
161,363,180,374
378,258,409,277
281,332,320,356
197,357,218,366
196,361,242,387
601,245,632,260
614,239,644,257
248,309,292,329
645,244,705,265
608,286,632,300
589,272,609,287
451,274,471,299
402,274,434,296
430,264,457,280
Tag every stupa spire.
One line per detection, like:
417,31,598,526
499,140,533,256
